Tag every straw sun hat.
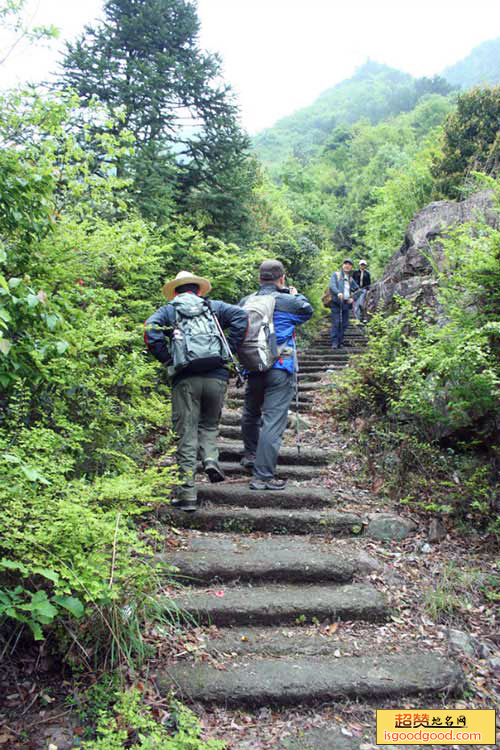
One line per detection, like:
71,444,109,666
162,270,212,301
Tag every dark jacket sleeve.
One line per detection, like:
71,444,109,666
212,300,248,353
144,304,173,363
287,292,313,325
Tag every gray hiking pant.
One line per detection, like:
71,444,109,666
171,376,227,500
241,369,294,481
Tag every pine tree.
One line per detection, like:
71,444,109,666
60,0,252,231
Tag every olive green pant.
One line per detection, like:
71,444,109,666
171,376,227,500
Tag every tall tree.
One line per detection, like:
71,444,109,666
432,86,500,197
59,0,253,232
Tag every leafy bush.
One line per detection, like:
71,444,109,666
432,85,500,198
81,689,224,750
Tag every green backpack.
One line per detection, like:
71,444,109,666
168,293,228,376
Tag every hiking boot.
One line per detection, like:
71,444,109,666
171,496,199,512
204,459,225,483
240,455,256,470
249,478,287,491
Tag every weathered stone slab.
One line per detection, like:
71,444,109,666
216,441,335,465
166,534,360,583
197,483,331,509
227,398,313,413
297,382,333,391
299,362,346,370
158,652,462,705
281,728,361,750
168,582,387,626
219,424,239,440
220,409,243,426
299,365,333,372
192,626,375,658
165,534,363,583
219,424,243,440
299,354,350,362
228,390,313,402
161,505,362,535
216,462,325,479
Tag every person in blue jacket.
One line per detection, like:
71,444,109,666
329,258,359,348
240,260,313,490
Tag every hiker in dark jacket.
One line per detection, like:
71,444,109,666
145,271,247,511
239,260,313,491
328,258,359,348
352,259,371,321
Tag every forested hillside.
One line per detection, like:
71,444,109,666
442,37,500,88
1,1,499,747
253,61,454,167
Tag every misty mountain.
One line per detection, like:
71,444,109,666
442,37,500,89
252,61,452,167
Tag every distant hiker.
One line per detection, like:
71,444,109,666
144,271,247,512
239,260,313,490
328,258,359,349
353,259,371,322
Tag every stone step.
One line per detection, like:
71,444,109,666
297,365,338,374
296,382,334,391
299,359,348,367
280,727,363,749
300,373,323,382
161,505,362,535
168,582,387,626
220,409,242,426
219,424,242,440
216,462,324,480
299,351,350,359
318,336,367,349
299,354,350,361
157,652,462,707
187,625,366,658
299,346,358,359
216,441,334,466
187,624,434,661
227,398,313,413
166,534,366,584
227,388,314,402
197,483,333,509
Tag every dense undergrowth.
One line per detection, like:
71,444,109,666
329,211,500,536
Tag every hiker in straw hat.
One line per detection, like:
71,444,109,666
145,271,247,511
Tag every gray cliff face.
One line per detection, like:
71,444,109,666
367,190,499,315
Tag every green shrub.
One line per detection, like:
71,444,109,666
81,689,224,750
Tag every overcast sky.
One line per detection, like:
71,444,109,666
1,0,500,134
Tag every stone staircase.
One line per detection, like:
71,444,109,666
157,326,463,747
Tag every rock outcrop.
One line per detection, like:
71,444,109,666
367,190,499,314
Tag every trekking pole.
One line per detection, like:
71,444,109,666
339,299,343,347
209,305,245,388
293,339,301,457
